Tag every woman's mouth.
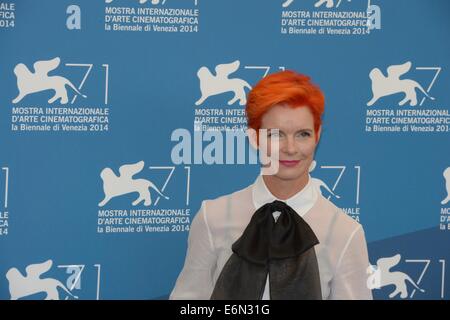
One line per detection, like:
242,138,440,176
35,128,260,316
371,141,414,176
279,160,300,167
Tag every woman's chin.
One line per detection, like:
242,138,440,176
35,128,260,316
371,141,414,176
272,169,306,181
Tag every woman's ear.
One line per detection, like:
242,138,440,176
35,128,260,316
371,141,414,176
246,127,259,150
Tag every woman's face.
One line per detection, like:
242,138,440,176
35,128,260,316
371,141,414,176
259,104,320,183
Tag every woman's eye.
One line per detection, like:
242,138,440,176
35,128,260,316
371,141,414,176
268,131,280,137
297,131,311,138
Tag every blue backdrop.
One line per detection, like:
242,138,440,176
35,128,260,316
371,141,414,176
0,0,449,300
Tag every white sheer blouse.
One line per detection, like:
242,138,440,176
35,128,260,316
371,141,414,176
170,175,373,300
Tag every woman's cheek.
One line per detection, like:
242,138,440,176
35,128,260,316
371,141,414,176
299,141,316,157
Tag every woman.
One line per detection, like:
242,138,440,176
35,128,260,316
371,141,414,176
170,70,372,300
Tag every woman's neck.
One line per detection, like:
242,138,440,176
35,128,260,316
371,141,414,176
262,174,309,200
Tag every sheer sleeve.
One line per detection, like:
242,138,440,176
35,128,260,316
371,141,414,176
169,201,218,299
329,226,373,300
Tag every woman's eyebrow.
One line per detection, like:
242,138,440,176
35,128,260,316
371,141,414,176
265,128,281,132
264,128,313,133
265,128,312,131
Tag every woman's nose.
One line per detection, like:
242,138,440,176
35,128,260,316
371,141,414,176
283,136,297,155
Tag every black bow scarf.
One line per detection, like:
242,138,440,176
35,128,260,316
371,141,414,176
211,200,322,300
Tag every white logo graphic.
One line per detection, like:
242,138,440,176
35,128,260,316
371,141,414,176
1,167,9,236
282,0,351,8
309,161,341,199
1,167,9,209
105,0,160,4
195,60,252,106
282,0,294,7
12,57,87,104
99,160,169,207
442,167,450,205
367,61,436,107
367,254,425,299
6,260,78,300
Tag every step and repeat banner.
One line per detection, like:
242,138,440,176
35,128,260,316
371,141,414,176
0,0,449,300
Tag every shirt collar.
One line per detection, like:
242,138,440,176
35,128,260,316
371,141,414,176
251,173,318,217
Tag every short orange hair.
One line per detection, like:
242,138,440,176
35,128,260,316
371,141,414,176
246,70,325,136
